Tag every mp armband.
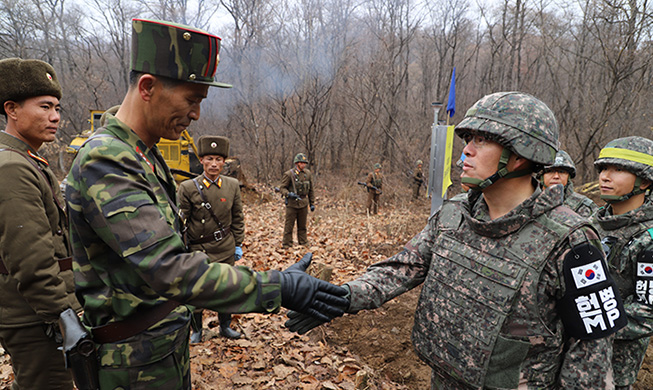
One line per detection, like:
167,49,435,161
635,250,653,306
559,243,627,340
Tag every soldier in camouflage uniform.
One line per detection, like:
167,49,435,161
411,160,424,200
178,136,244,340
366,163,383,214
65,18,348,389
591,136,653,390
0,58,81,390
287,92,626,389
279,153,315,248
540,150,598,218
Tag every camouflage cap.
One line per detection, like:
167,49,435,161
294,153,308,163
544,150,576,178
455,91,558,165
594,136,653,182
198,135,229,157
0,58,62,115
131,19,231,88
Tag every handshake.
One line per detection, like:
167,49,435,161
280,253,350,334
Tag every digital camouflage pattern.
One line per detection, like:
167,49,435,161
594,136,653,182
545,150,576,177
455,92,558,165
593,197,653,387
562,181,598,218
131,18,231,88
66,114,281,385
346,184,618,389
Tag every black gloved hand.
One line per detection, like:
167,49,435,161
279,253,349,322
310,205,315,212
285,286,350,334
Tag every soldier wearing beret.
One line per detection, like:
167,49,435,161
65,18,348,388
279,153,315,248
0,58,80,389
366,163,383,214
287,92,627,389
178,136,244,341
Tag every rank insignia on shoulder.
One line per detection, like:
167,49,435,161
559,243,627,340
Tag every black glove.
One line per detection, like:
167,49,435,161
310,205,315,212
279,253,349,322
288,192,300,200
285,286,350,334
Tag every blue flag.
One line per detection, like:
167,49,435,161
446,68,456,117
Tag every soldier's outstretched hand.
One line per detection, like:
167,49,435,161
279,253,349,322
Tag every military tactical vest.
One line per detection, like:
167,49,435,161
564,186,597,218
293,170,311,196
412,199,577,388
370,173,382,188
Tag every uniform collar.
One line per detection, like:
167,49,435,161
202,173,222,188
595,196,653,231
0,131,48,165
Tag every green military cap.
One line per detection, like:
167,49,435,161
0,58,62,115
198,135,230,157
131,18,231,88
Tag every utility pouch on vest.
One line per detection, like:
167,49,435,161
635,250,653,306
60,308,99,390
559,243,627,340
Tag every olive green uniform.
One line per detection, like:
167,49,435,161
178,174,244,264
366,171,383,214
0,131,80,390
280,168,314,247
412,167,424,200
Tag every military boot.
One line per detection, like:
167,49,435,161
218,313,241,339
190,311,203,344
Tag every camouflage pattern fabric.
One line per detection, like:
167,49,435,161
593,198,653,387
66,114,281,385
562,181,598,218
455,92,558,165
347,184,617,389
545,150,577,177
131,18,231,88
594,136,653,182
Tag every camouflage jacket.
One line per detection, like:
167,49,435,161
593,198,653,342
0,131,79,327
66,115,280,367
177,173,244,263
346,184,617,389
563,182,598,219
280,168,314,209
366,172,383,193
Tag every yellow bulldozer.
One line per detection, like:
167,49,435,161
62,109,203,183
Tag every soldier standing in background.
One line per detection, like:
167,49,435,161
65,18,348,388
178,136,244,341
279,153,315,248
287,92,626,389
366,163,383,214
540,149,597,218
591,136,653,390
0,58,80,389
411,160,424,200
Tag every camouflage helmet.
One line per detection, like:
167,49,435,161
373,163,382,170
455,91,558,165
294,153,308,164
131,19,231,88
594,136,653,182
416,160,423,166
544,150,576,178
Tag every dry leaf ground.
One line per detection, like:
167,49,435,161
1,177,653,389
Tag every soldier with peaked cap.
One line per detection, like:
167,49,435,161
591,136,653,389
0,58,80,389
540,150,598,218
366,163,383,214
412,159,425,200
287,92,626,389
178,135,244,341
279,153,315,248
65,18,348,389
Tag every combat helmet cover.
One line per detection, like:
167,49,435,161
545,150,576,178
294,153,308,164
455,92,558,166
594,136,653,182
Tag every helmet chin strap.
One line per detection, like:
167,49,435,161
461,148,532,191
600,177,646,203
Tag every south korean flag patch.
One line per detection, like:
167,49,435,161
635,250,653,306
559,243,627,340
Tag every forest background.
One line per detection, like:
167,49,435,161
3,0,653,186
